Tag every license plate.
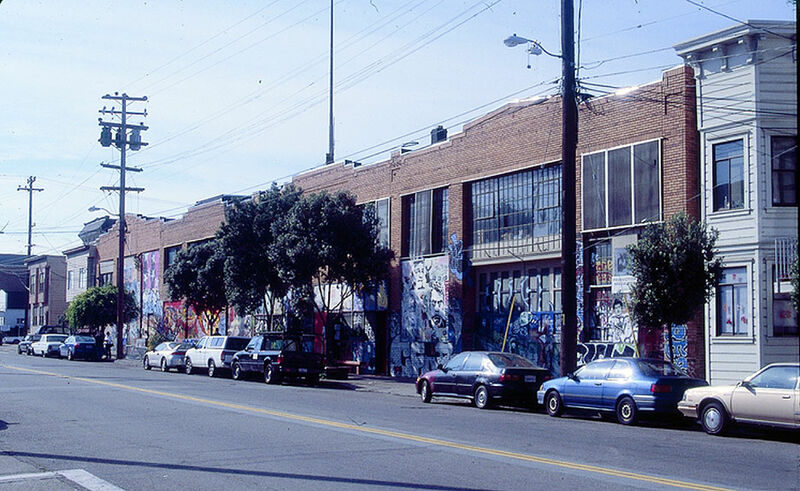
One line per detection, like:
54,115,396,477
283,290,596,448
299,368,307,373
524,375,537,383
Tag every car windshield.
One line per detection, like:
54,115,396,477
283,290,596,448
48,335,68,343
166,342,181,350
224,338,250,351
487,353,536,368
637,360,685,377
74,336,95,343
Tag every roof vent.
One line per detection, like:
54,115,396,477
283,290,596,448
430,125,447,144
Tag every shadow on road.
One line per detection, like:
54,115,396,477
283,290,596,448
1,450,483,490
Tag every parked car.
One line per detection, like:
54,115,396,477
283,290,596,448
30,334,68,357
143,341,193,372
231,333,325,385
416,351,550,410
678,362,800,435
538,357,707,425
17,334,41,355
59,335,103,361
184,335,251,377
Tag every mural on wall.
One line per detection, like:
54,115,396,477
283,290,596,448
448,233,465,281
577,342,637,365
123,256,142,352
140,251,162,320
391,256,461,378
662,324,692,376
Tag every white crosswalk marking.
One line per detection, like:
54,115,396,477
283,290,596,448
0,469,123,490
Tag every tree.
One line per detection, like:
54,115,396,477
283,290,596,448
275,190,394,355
65,284,138,334
217,183,302,330
627,212,723,362
165,240,228,331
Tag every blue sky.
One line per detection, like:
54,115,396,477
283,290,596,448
0,0,795,255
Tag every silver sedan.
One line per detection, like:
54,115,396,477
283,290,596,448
142,341,192,372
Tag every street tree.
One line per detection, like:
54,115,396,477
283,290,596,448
627,212,723,362
65,284,138,334
217,183,302,330
165,239,228,331
276,190,394,354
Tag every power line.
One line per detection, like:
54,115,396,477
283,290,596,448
684,0,796,41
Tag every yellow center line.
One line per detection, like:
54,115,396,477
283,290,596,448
2,364,730,491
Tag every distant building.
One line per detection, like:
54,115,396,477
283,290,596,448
0,270,27,334
24,255,67,331
64,216,116,305
675,20,798,384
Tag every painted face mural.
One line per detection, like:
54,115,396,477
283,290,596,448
392,256,461,378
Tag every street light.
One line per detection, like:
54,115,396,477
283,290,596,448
88,206,114,214
504,0,578,377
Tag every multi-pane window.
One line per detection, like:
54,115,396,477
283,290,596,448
164,245,182,273
717,267,748,336
583,140,660,230
402,188,448,257
586,241,613,341
712,139,745,211
362,198,390,248
478,265,562,315
771,136,797,206
471,165,561,259
38,270,45,295
79,268,87,289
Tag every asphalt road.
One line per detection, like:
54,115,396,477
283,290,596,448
0,345,797,490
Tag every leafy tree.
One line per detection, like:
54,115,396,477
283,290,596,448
65,284,138,334
275,190,394,353
627,212,723,362
217,183,302,330
165,240,228,331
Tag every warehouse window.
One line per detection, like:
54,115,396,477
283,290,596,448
402,188,448,257
582,140,660,230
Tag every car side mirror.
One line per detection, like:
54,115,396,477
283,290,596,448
245,346,253,352
567,372,577,380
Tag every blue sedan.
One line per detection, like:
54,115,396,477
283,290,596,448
537,357,707,425
59,335,103,361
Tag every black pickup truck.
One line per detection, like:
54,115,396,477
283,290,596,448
231,333,324,386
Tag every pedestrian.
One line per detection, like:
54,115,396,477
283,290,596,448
104,330,114,360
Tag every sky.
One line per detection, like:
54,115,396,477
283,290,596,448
0,0,796,256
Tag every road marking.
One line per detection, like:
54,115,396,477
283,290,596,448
2,364,729,491
0,469,123,490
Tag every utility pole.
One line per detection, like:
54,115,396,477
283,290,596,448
559,0,578,376
325,0,335,165
98,92,147,360
17,176,43,257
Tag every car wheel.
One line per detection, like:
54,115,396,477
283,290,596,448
208,360,217,377
701,401,728,435
232,362,242,380
264,364,279,384
546,390,563,417
143,355,151,370
41,349,45,357
185,358,194,375
17,346,22,355
473,385,491,409
67,349,74,361
161,358,169,372
616,396,638,425
420,380,432,403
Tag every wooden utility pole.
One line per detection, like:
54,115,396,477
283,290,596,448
559,0,578,376
98,93,147,359
17,176,43,257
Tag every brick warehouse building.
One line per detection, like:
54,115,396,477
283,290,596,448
292,65,702,378
93,195,247,357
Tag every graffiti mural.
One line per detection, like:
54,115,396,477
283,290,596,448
663,324,692,375
391,256,461,378
140,251,162,320
122,256,142,353
448,233,465,281
577,342,637,365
